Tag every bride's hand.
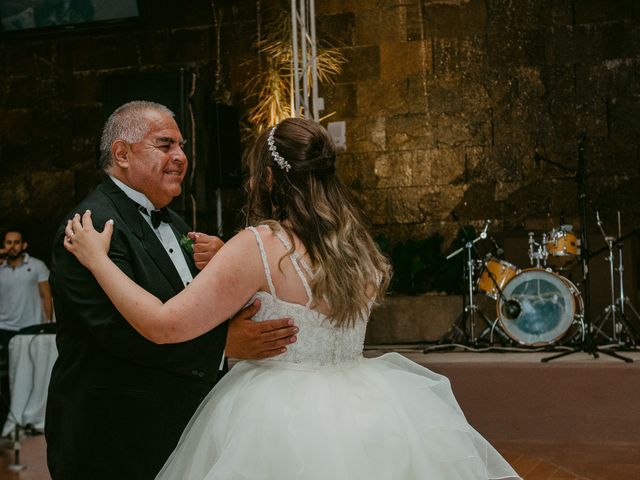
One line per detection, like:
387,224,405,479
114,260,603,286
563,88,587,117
63,210,114,270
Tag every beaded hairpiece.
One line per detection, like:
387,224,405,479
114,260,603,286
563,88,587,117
267,126,291,172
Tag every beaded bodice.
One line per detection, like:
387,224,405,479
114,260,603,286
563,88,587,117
247,226,368,367
250,291,367,366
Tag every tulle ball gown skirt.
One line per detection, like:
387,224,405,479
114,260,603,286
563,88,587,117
156,352,521,480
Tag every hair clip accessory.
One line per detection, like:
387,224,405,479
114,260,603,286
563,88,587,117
267,126,291,172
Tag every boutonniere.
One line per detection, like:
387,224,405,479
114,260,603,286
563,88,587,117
179,234,194,255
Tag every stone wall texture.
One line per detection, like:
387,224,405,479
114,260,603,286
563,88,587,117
1,0,639,263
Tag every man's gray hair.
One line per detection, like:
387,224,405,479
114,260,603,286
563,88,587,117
99,100,175,171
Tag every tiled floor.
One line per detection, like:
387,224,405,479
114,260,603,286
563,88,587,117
0,435,638,479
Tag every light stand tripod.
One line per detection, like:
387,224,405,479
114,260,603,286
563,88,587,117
592,212,640,347
542,135,633,363
7,424,26,472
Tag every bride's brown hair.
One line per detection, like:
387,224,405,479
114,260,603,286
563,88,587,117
244,118,391,327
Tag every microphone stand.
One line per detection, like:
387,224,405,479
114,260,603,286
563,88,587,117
542,135,632,363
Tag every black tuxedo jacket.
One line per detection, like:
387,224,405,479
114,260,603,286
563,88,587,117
45,177,228,480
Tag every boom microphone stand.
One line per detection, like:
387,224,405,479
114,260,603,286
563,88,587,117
437,219,487,345
437,216,513,347
542,135,632,363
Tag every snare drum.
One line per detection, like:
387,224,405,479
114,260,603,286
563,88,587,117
477,257,518,300
496,268,583,346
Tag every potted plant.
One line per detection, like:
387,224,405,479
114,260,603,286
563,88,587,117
366,229,472,345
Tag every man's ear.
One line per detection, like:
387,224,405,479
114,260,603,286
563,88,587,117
112,140,130,169
21,241,28,253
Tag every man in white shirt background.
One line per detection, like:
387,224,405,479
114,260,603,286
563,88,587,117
0,228,53,427
0,228,53,346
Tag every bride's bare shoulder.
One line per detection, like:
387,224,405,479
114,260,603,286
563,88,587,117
222,228,261,250
218,226,278,257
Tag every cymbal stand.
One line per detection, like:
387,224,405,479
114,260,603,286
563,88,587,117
542,135,632,363
439,219,510,346
592,211,638,347
613,214,640,344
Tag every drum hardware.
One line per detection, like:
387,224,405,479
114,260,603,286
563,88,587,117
527,231,548,268
475,256,519,344
488,236,504,256
542,134,633,363
546,225,580,270
528,226,580,272
591,211,639,347
437,216,512,347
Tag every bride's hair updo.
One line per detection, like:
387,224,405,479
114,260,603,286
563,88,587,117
245,118,391,327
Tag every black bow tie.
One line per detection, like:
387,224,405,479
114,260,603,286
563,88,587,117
139,206,172,228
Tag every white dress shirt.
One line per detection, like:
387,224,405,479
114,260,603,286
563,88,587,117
110,176,193,287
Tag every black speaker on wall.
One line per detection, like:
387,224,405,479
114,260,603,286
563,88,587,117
102,69,187,130
208,103,242,188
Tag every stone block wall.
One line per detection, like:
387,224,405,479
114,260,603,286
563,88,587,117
316,0,640,243
1,0,639,265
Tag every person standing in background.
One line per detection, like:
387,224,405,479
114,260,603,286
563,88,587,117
0,228,53,353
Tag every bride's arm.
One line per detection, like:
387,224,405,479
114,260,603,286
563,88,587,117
65,211,264,344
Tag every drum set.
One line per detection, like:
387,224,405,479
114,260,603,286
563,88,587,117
442,206,640,354
438,137,639,357
447,221,586,348
480,225,584,347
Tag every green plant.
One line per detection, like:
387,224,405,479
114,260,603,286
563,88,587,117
377,227,475,296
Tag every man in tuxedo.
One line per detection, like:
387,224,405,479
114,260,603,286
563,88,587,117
45,101,297,479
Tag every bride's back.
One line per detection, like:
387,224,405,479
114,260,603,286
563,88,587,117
247,224,368,367
244,118,390,329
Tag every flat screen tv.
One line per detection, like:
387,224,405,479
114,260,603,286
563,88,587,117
0,0,141,35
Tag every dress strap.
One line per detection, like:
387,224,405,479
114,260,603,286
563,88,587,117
247,226,277,297
296,255,314,279
273,229,314,308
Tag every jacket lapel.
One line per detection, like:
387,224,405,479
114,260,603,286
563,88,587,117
169,220,198,276
99,178,187,293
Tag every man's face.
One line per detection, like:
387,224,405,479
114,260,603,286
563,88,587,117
3,232,25,259
123,111,188,208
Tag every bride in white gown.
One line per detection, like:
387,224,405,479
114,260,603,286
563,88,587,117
64,118,521,479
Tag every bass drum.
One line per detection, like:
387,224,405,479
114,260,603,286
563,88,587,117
496,269,583,346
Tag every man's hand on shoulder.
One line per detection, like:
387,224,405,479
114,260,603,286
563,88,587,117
188,232,224,270
225,298,298,360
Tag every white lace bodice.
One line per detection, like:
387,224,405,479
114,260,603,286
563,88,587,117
250,291,367,366
247,226,368,367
